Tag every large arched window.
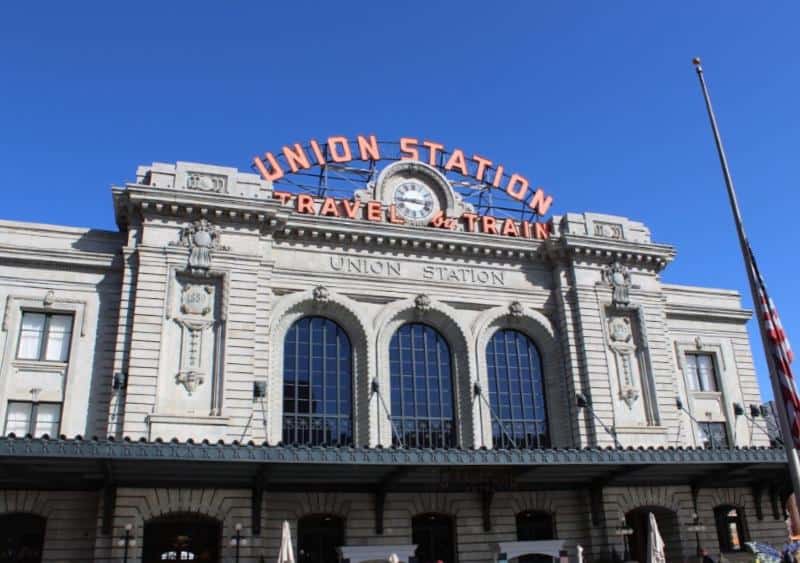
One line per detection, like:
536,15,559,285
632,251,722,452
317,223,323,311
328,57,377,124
298,515,345,563
390,323,456,448
283,316,353,446
487,329,549,448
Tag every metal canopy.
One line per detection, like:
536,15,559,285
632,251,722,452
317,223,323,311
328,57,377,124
0,437,788,492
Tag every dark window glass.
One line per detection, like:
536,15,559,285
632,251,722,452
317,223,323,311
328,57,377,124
698,422,729,448
298,515,344,563
487,330,549,448
685,353,719,392
516,511,556,563
0,513,46,563
390,324,455,448
412,513,456,563
714,505,747,552
283,317,352,446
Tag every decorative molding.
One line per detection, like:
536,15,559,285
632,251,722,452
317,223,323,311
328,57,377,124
43,290,56,307
312,285,331,306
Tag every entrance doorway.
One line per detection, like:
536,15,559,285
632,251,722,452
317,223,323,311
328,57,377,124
412,513,456,563
626,507,682,563
516,511,556,563
297,515,345,563
0,513,46,563
142,513,221,563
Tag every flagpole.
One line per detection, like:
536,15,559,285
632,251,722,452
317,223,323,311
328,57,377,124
692,57,800,503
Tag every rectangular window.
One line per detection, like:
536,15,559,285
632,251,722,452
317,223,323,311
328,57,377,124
16,312,73,362
685,353,719,392
698,421,729,448
4,402,61,437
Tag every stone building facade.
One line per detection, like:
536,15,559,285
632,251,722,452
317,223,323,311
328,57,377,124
0,159,791,562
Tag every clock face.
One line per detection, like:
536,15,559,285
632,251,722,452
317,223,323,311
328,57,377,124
393,181,435,220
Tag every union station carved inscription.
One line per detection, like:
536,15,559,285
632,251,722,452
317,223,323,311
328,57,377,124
329,255,506,286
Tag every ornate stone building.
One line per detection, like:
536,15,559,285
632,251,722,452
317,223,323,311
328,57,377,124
0,158,791,562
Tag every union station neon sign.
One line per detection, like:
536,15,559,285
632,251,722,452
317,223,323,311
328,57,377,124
253,134,554,239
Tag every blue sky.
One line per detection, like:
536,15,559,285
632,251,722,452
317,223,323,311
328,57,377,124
1,2,798,401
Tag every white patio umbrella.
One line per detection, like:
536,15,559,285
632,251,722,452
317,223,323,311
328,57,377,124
646,512,666,563
278,520,295,563
388,554,400,563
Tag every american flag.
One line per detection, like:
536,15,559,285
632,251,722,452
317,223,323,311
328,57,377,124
749,243,800,449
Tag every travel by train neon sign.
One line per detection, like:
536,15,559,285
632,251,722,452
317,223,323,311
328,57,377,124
252,135,554,239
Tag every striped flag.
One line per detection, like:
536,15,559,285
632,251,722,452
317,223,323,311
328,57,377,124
749,243,800,449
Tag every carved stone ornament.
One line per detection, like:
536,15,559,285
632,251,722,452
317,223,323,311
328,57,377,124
312,285,330,305
176,370,204,395
414,294,432,314
607,316,639,408
508,301,524,319
180,284,213,316
603,262,632,307
594,222,623,240
43,290,56,307
173,219,229,275
186,172,227,193
694,336,704,350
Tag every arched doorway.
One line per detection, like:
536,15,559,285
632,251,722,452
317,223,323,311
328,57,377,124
142,513,221,563
625,507,682,563
516,511,556,563
0,513,46,562
297,515,345,563
412,513,456,563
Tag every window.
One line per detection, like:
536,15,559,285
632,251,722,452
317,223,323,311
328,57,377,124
698,421,729,448
283,317,352,446
297,515,344,563
412,514,456,563
4,402,61,437
17,312,73,362
487,329,549,448
516,511,556,563
390,323,456,448
685,353,719,392
714,505,747,552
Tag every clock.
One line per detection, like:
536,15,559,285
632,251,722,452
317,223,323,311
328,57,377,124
393,180,436,220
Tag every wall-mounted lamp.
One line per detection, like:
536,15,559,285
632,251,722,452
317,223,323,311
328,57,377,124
750,404,761,418
732,403,745,416
576,392,621,448
253,381,266,399
113,372,127,391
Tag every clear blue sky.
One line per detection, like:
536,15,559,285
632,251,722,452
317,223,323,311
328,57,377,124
1,2,798,401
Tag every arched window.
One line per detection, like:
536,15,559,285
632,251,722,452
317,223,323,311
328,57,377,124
297,515,345,563
714,505,748,552
390,323,455,448
487,329,549,448
516,511,556,563
412,513,456,563
0,513,46,563
283,317,353,446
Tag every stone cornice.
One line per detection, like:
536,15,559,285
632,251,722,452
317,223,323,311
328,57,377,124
665,303,752,322
547,234,677,271
0,243,120,271
113,185,679,267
